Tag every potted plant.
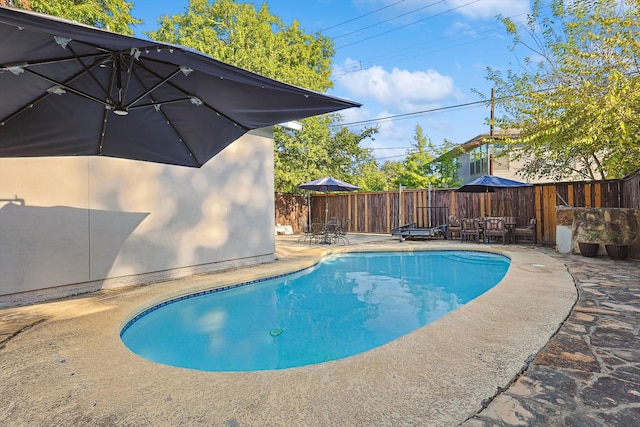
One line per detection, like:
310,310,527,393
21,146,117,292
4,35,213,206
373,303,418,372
603,230,629,261
577,230,602,257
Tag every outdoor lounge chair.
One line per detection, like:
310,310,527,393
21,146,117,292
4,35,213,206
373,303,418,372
513,218,537,244
484,217,507,244
461,218,481,242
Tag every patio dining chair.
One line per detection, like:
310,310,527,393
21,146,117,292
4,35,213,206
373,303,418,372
310,222,326,244
297,216,312,243
334,218,351,245
447,215,461,240
513,218,537,245
461,218,481,243
484,217,507,244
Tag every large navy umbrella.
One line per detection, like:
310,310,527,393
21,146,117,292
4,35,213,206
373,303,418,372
298,176,359,224
455,174,531,216
0,7,360,167
455,174,532,193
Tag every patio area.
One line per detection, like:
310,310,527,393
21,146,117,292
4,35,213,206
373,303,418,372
0,235,637,426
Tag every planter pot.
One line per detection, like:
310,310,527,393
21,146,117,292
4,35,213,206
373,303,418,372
578,242,600,257
605,244,628,260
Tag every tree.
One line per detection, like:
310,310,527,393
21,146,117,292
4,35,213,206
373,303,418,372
396,125,436,189
487,0,640,181
7,0,140,35
274,115,378,192
426,139,462,188
380,160,403,189
150,0,377,191
148,0,333,92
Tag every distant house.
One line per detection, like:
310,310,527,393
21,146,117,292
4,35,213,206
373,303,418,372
451,130,552,185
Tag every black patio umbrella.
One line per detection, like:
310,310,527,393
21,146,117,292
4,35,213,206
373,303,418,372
0,7,360,167
297,176,359,224
455,174,532,216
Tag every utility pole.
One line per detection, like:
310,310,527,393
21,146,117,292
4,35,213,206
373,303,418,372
489,87,495,174
490,87,495,137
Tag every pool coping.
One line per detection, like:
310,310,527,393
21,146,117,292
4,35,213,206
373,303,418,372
0,237,577,426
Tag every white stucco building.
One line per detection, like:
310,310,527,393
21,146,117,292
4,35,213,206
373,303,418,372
0,128,275,306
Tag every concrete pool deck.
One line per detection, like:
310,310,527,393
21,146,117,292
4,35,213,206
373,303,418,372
0,235,588,425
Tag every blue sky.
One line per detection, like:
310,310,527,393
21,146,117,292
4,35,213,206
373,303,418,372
131,0,534,162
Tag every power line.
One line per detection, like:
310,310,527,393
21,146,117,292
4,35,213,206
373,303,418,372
332,0,446,40
332,86,554,129
374,153,408,161
333,99,490,128
370,146,414,150
354,10,551,72
320,0,408,32
336,0,481,50
333,6,554,77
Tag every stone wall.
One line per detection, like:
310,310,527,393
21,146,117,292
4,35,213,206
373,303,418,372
557,207,640,259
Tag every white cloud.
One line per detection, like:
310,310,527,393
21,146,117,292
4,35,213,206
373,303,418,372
337,60,458,112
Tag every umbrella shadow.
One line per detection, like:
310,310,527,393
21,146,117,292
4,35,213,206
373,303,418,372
0,201,148,294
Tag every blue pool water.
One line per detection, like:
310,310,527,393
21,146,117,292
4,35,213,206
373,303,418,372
121,251,509,372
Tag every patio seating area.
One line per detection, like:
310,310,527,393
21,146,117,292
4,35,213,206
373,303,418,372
456,216,536,245
299,218,350,245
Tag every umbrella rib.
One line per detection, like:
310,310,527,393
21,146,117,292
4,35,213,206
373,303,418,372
126,97,193,110
98,60,120,156
133,59,249,130
123,66,203,166
20,67,111,107
1,52,110,70
123,67,183,109
0,58,110,124
65,44,113,101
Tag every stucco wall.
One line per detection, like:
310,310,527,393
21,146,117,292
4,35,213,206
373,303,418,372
0,128,275,305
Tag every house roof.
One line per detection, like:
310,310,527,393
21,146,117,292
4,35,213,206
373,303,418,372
456,129,521,153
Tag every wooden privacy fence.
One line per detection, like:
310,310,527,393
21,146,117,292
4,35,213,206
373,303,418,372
276,175,636,244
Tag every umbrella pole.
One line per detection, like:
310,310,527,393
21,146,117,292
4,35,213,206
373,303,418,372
325,191,329,224
308,193,311,230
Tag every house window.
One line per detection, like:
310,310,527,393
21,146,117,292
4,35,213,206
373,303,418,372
469,147,487,175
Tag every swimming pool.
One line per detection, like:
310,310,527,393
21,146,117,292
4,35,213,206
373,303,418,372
121,250,510,371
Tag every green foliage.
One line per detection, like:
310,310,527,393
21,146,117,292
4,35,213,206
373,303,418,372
487,0,640,181
274,115,378,192
427,139,463,188
380,160,404,189
147,0,333,92
396,125,436,189
149,0,381,191
27,0,139,35
395,126,461,189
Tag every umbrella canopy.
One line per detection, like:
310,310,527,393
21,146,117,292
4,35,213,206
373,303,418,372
298,176,359,224
455,174,531,217
455,174,532,193
298,176,360,193
0,7,360,167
